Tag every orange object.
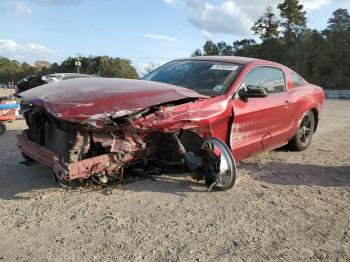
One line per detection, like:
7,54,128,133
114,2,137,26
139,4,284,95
0,102,17,121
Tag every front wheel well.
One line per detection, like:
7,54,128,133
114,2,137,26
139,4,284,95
310,108,319,133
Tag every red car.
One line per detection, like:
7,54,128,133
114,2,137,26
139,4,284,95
17,56,325,191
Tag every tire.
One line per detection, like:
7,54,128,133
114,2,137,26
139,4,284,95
0,122,6,136
288,110,315,151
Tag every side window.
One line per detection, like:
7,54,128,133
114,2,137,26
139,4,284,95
240,67,286,94
291,72,305,87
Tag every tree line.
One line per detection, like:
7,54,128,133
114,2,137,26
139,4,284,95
192,0,350,90
0,55,139,84
1,0,349,89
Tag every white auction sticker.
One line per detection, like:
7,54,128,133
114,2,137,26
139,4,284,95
210,64,238,71
213,85,223,92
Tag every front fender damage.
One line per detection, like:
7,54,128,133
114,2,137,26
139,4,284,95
18,97,237,191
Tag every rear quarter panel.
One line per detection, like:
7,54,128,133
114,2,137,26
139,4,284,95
286,84,325,140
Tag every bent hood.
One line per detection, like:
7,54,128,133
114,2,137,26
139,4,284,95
19,78,208,127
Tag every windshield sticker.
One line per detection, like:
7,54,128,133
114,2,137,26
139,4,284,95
210,65,238,71
213,85,223,92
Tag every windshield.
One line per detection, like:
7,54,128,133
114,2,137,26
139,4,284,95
142,60,242,96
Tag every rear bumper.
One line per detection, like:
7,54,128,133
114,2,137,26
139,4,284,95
17,134,119,181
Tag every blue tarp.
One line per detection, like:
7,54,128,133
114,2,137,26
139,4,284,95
0,103,20,110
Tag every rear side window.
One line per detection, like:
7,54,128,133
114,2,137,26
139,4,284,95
240,67,286,94
291,72,305,87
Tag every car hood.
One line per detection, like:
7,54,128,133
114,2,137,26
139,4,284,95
19,78,208,127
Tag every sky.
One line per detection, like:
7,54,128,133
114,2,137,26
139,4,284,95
0,0,349,75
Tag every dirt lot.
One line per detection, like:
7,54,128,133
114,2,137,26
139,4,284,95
0,88,15,97
0,100,349,261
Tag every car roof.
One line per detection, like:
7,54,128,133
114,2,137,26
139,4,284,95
177,56,279,66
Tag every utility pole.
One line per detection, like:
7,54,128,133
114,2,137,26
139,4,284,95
75,54,81,74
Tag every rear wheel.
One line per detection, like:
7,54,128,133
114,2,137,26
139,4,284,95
0,122,6,136
289,111,315,151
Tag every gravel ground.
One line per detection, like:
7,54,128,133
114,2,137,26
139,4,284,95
0,100,349,262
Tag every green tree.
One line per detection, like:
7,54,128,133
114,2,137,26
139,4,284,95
256,38,285,63
191,6,350,90
49,63,61,73
251,6,280,41
0,57,21,83
203,41,219,55
278,0,307,44
324,8,350,34
321,10,350,89
97,56,138,79
217,41,234,55
60,57,76,73
286,29,326,84
0,55,139,83
191,49,202,57
232,39,258,57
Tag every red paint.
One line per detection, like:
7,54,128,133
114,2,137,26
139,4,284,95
18,56,325,169
19,78,208,127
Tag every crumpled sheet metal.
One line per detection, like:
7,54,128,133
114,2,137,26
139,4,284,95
19,78,209,128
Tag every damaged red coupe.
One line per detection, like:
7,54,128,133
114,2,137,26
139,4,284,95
17,56,325,191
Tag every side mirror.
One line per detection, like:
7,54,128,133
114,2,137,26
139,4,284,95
238,85,269,99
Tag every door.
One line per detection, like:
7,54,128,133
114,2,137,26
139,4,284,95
230,66,295,161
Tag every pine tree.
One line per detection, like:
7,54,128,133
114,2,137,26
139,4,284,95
251,6,280,41
327,8,350,32
278,0,307,44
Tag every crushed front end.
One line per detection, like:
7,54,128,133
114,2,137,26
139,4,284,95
17,78,237,190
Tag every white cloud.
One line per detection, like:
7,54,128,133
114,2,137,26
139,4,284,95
301,0,331,10
164,0,350,38
164,0,176,6
187,1,253,37
144,34,179,42
301,0,350,10
201,30,214,40
165,0,272,38
15,2,32,16
0,39,55,64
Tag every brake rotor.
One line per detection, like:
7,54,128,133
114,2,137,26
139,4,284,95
201,138,237,191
